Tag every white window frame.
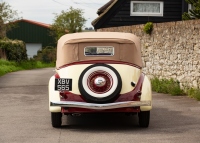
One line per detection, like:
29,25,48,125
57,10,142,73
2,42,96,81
130,1,164,17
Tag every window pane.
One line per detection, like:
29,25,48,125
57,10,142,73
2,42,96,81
84,46,114,56
133,3,160,13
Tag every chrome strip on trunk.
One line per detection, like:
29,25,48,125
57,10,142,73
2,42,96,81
50,101,151,110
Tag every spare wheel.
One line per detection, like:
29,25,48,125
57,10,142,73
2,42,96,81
78,64,122,103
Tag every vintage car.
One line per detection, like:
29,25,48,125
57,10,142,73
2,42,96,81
49,32,152,128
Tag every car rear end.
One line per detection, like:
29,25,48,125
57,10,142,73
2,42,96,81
49,32,152,128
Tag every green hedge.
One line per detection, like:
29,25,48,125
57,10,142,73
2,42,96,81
0,39,27,62
33,46,56,63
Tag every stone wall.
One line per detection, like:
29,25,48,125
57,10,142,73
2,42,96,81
98,20,200,88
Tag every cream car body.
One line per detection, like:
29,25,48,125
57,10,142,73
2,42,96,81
49,32,152,128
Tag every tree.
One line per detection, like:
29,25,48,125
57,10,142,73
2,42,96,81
182,0,200,20
50,7,86,42
0,1,20,38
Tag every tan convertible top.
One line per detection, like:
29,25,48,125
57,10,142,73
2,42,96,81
56,32,142,68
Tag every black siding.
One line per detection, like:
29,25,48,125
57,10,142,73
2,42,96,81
94,0,188,29
7,21,56,47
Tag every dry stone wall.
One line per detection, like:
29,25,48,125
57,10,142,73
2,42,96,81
98,20,200,88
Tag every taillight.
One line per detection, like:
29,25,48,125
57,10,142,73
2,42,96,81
87,70,113,94
54,73,60,78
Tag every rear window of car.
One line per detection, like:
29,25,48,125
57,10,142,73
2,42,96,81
84,46,114,56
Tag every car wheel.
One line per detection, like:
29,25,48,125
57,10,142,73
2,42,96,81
138,111,150,128
51,112,62,128
78,64,122,103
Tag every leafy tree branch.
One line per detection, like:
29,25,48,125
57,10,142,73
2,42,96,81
50,7,86,42
0,1,20,38
182,0,200,20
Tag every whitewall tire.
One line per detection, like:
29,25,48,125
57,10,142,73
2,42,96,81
78,64,122,103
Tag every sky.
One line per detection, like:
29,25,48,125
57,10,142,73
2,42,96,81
5,0,110,28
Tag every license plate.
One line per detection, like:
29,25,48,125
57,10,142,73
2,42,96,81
55,78,72,91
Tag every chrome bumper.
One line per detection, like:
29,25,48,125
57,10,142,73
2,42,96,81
50,101,151,110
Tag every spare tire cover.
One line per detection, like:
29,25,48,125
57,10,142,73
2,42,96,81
78,64,122,103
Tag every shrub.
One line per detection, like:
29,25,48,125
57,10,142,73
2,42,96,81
34,46,56,63
151,77,200,101
151,77,184,96
182,0,200,20
143,22,153,34
0,38,27,62
187,88,200,101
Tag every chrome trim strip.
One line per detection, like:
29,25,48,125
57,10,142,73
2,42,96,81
50,101,151,110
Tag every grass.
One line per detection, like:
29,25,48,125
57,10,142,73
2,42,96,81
187,88,200,101
0,59,55,76
151,77,200,101
151,77,184,96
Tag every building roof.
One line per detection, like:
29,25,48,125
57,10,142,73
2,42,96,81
97,0,115,15
92,0,118,28
15,19,51,28
92,0,189,29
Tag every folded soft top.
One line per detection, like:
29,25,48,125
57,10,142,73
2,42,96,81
56,32,142,68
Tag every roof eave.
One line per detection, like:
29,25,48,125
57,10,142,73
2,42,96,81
13,19,51,29
97,0,115,15
92,0,118,29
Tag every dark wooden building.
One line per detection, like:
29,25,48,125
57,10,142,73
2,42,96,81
92,0,189,29
6,19,55,58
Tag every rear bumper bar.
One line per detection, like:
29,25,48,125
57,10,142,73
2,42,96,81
50,101,151,110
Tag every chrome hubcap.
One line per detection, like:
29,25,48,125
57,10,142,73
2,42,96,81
94,77,106,87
